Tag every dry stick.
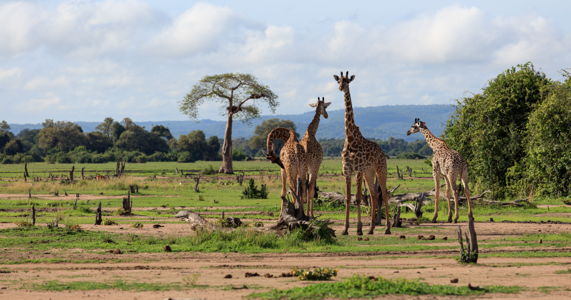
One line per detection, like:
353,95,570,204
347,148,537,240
69,165,75,183
81,167,85,180
95,202,102,225
31,204,36,226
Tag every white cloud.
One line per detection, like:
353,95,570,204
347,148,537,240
239,26,295,63
0,2,42,53
0,68,22,81
20,94,63,113
151,3,239,57
25,76,69,90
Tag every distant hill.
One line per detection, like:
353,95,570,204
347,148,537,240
9,104,455,141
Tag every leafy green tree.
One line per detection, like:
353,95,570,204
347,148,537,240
151,125,174,141
3,139,23,155
86,132,113,153
37,120,87,152
177,130,208,162
180,73,278,173
96,117,114,138
0,120,10,132
110,121,125,142
524,81,571,196
115,124,168,155
205,136,221,160
249,118,296,156
445,63,551,197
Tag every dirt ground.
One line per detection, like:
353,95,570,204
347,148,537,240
0,222,570,300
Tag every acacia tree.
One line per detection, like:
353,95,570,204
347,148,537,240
180,73,278,173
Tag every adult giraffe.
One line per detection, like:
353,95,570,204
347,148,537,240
334,71,391,235
301,97,330,217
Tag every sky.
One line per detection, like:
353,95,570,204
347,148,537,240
1,0,570,124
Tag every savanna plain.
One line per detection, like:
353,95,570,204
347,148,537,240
0,159,570,299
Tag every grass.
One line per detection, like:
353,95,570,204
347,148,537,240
29,279,205,291
248,275,523,299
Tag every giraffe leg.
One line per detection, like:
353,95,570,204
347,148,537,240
343,175,351,235
461,169,473,218
449,175,460,223
431,173,440,223
280,169,287,199
443,176,453,223
307,171,317,218
363,169,377,235
355,172,363,236
377,169,391,235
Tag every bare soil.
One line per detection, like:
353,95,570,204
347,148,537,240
0,221,570,299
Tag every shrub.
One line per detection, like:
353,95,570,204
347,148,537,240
242,179,268,199
291,267,337,281
103,219,117,226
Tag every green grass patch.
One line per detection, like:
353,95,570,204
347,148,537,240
555,268,571,274
29,280,201,291
248,275,522,299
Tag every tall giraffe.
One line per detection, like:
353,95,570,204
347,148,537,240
407,118,473,223
266,128,307,215
334,71,391,235
301,97,330,218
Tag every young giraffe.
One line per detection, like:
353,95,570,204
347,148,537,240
300,97,331,217
334,71,391,235
266,128,308,214
406,118,473,223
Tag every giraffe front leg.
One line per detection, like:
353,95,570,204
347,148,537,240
431,174,440,223
343,175,351,235
363,170,377,235
378,175,391,235
450,178,460,223
355,173,363,236
461,173,473,219
444,176,453,223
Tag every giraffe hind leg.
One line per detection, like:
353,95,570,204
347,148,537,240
355,172,363,236
443,176,453,223
432,173,441,223
363,169,377,235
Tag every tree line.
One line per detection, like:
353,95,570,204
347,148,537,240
0,117,431,164
445,63,570,198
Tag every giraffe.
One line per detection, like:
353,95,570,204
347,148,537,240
406,118,473,223
300,97,331,218
333,71,391,235
266,128,308,215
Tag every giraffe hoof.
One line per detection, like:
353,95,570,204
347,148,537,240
342,230,348,236
357,230,363,236
384,229,391,235
367,229,374,235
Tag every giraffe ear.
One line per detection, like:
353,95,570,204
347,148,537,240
308,102,318,108
323,102,332,108
349,75,355,82
333,75,340,81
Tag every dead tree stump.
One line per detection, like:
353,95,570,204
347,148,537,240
236,172,245,186
121,191,133,215
69,165,75,183
31,204,36,226
129,184,139,194
457,213,479,263
73,193,79,210
393,205,402,228
95,202,103,225
81,167,85,180
193,176,201,192
115,160,126,177
24,163,29,182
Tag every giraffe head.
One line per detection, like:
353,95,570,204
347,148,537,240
406,118,427,136
308,97,331,119
333,71,355,91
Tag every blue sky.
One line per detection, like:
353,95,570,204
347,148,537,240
1,0,570,123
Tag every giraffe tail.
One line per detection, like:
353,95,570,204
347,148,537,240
266,128,292,169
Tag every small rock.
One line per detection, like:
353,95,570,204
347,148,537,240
450,278,459,283
442,236,448,240
489,217,494,222
164,245,172,252
110,249,122,254
539,239,543,244
263,273,274,278
357,237,363,241
280,272,294,277
468,283,480,290
417,235,424,240
245,272,260,277
399,235,406,239
367,276,376,280
364,237,369,241
153,224,163,228
427,235,435,240
393,270,399,273
224,274,232,279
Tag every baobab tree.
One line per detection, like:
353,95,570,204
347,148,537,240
180,73,278,173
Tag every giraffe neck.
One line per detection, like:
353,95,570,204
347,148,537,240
419,127,448,151
343,87,360,141
305,109,321,138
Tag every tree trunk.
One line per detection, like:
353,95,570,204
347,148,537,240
219,112,234,174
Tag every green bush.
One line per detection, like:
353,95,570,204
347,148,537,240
242,179,268,199
291,267,337,280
